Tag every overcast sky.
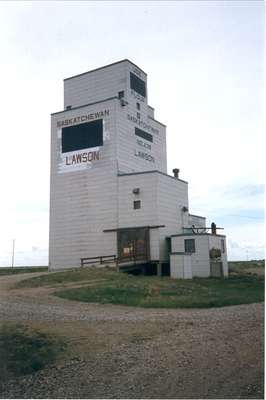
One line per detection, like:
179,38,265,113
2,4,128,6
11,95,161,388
0,1,264,266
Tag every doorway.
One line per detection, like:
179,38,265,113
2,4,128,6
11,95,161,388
117,228,150,263
210,261,223,277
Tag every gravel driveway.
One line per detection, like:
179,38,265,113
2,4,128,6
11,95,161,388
0,272,264,399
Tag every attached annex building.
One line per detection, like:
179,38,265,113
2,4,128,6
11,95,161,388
49,59,228,278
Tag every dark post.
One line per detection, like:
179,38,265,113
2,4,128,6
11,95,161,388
11,239,15,268
172,168,180,179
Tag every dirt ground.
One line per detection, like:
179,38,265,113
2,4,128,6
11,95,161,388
0,272,264,399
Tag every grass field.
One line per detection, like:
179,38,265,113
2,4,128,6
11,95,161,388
16,267,111,288
55,274,263,308
15,261,264,309
229,260,265,276
0,266,48,276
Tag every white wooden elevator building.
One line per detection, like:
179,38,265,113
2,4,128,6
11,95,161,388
49,59,228,278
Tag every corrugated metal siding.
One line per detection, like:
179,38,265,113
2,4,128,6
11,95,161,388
170,234,229,278
171,235,210,277
190,236,210,277
115,72,167,174
64,62,128,109
188,214,206,227
157,174,188,260
117,173,158,228
49,164,118,269
50,60,225,274
49,101,118,269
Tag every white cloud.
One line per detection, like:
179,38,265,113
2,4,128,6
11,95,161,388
226,221,265,261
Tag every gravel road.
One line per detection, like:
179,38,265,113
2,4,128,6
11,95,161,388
0,272,264,399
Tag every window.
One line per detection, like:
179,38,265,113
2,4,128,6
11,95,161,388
135,127,153,143
130,73,146,97
136,102,140,110
137,112,140,119
118,91,124,99
185,239,195,253
221,239,225,253
133,200,141,210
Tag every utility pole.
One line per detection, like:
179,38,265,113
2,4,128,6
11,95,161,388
11,239,15,268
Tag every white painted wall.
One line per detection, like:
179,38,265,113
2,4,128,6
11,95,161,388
157,175,189,261
64,60,143,109
50,60,168,270
64,60,167,175
184,255,193,279
170,234,228,278
117,171,189,262
49,100,118,269
170,254,183,278
170,254,192,279
209,235,228,277
117,173,158,228
188,214,206,227
148,106,155,118
190,235,210,277
50,59,227,275
171,235,210,277
116,106,167,174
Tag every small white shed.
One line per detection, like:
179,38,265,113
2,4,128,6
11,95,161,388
170,231,228,279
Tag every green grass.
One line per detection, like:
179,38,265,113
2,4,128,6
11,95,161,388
15,262,264,309
0,266,48,276
16,267,116,288
54,273,264,308
0,323,65,378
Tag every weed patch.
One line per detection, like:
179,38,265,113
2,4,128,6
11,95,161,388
0,323,65,377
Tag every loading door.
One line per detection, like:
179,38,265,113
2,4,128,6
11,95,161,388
210,261,223,277
118,228,150,262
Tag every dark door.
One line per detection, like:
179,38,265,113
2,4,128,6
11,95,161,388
118,228,150,262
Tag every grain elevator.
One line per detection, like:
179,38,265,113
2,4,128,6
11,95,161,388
49,59,228,278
